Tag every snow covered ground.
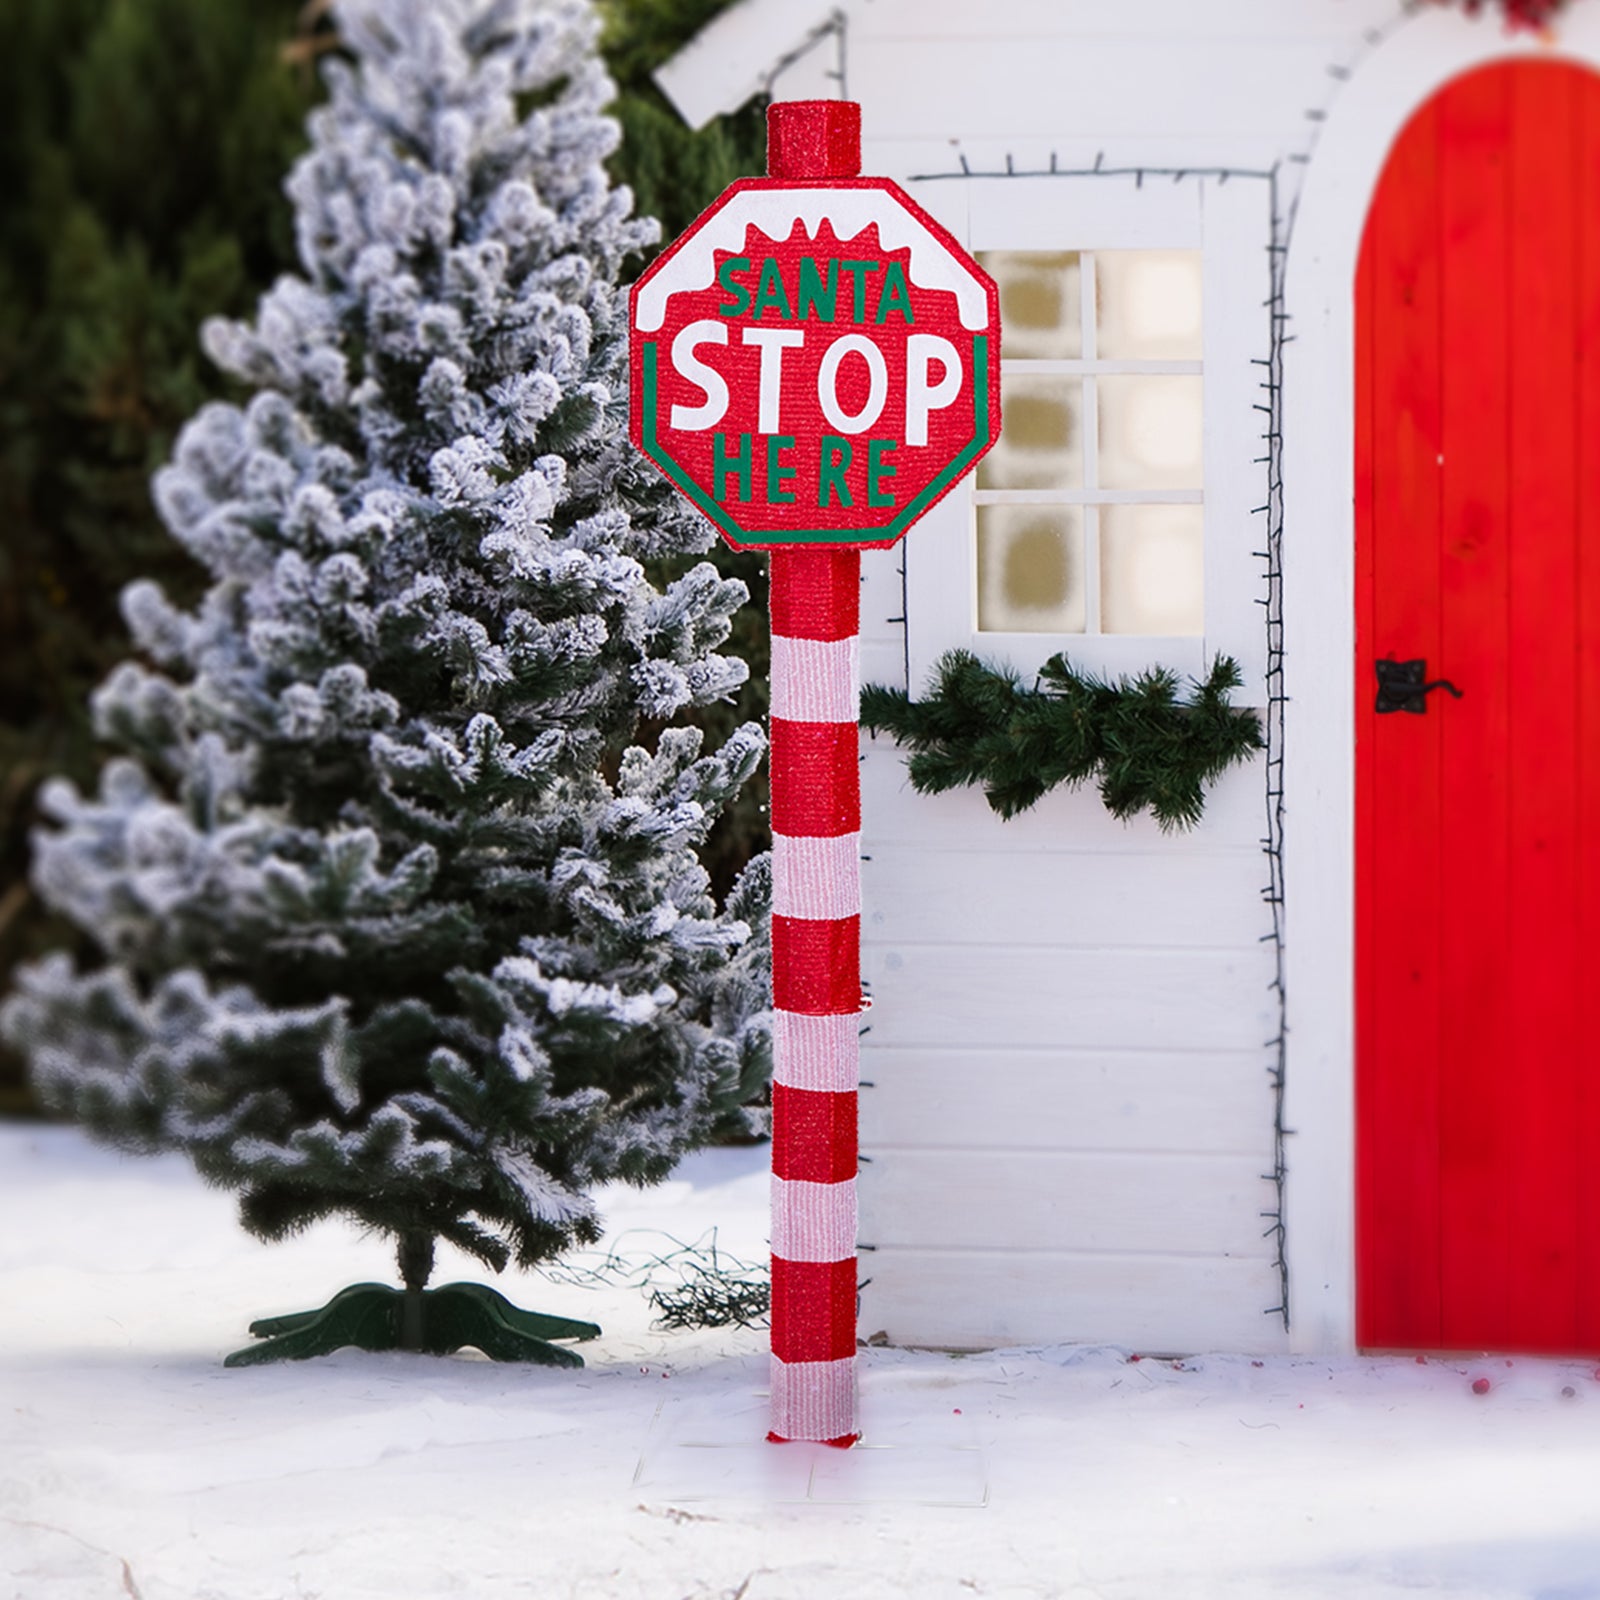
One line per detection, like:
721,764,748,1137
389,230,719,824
3,1122,1599,1600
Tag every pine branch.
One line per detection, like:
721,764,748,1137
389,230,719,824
861,651,1263,832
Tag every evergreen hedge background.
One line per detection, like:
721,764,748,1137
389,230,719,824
0,0,762,1114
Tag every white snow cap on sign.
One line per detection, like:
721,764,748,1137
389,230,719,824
634,188,990,333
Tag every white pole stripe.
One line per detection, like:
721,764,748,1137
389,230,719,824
772,831,862,919
771,1175,857,1263
773,1010,860,1093
769,1354,857,1443
770,633,859,723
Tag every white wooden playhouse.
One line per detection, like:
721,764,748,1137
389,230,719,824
659,0,1600,1358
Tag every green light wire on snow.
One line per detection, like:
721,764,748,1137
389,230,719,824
860,651,1263,831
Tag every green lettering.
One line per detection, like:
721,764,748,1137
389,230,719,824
751,258,795,320
716,256,752,318
766,435,797,504
715,432,752,502
875,261,914,325
797,257,838,322
818,435,853,508
837,260,883,323
868,439,898,507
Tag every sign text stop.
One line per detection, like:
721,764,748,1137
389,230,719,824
630,178,1001,549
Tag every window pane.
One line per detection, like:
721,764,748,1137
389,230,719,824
977,375,1085,489
1100,504,1204,635
977,504,1085,633
1095,250,1203,360
1097,375,1204,490
979,250,1082,359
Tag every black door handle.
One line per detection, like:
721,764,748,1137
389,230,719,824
1375,657,1465,714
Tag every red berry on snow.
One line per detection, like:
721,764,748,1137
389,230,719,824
1472,1377,1491,1395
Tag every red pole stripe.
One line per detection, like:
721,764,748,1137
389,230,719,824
769,550,861,640
770,1257,859,1362
771,915,861,1014
765,97,861,199
768,722,861,836
771,1084,860,1183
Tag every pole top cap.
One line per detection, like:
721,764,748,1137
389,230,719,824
766,100,861,180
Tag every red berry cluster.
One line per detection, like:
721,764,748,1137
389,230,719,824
1439,0,1567,28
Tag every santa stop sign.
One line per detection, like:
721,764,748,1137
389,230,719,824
626,101,1000,1451
629,171,1000,550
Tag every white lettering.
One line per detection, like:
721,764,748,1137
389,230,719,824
817,335,889,435
740,327,805,434
669,320,730,431
905,334,962,448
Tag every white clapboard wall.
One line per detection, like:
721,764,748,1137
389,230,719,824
857,550,1281,1352
658,0,1419,1354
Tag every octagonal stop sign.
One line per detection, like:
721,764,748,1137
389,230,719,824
629,169,1001,551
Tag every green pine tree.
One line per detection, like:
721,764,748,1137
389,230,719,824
0,0,761,1114
3,0,771,1367
0,0,325,1113
599,0,769,901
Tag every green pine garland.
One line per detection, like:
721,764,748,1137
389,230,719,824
860,651,1264,831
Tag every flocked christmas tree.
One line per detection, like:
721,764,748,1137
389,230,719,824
1,0,771,1367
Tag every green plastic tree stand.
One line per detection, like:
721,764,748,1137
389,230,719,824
224,1282,601,1368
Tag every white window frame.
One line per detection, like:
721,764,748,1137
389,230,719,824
902,171,1272,700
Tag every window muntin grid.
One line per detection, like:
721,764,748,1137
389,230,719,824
974,249,1204,638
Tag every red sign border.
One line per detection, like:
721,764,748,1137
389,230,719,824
628,176,1002,553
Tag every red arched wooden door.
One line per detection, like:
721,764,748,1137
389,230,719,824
1356,59,1600,1353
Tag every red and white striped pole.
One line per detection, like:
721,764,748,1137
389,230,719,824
765,100,863,1448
